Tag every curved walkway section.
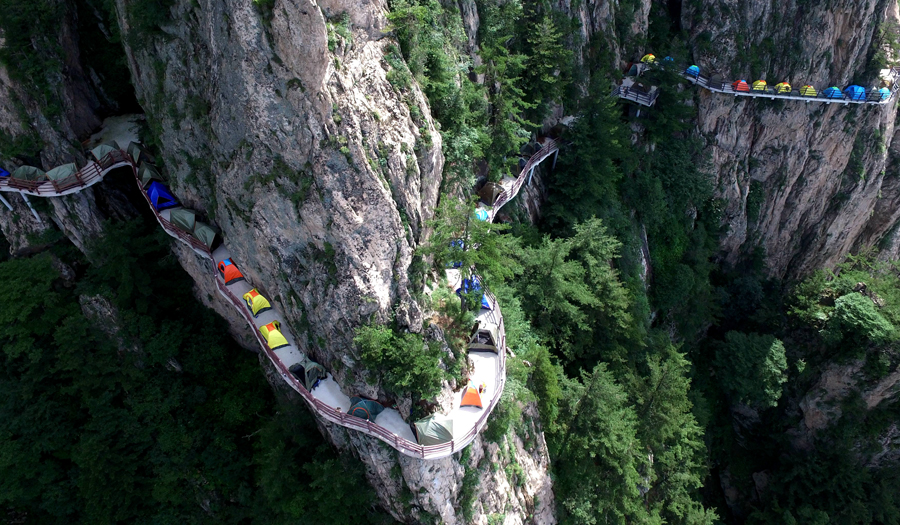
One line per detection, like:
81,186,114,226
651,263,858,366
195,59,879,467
2,140,558,459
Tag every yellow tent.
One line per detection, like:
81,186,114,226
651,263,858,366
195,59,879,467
800,85,817,97
260,320,290,350
641,53,656,63
752,80,767,91
774,82,791,93
243,288,272,318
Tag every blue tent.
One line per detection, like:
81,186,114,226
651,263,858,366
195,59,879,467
843,85,866,101
457,277,491,310
474,209,489,221
0,168,9,177
880,87,891,101
447,239,464,268
823,87,843,99
685,65,700,77
147,181,179,211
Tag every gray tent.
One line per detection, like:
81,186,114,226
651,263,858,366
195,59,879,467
467,323,501,353
347,397,384,421
46,163,77,181
192,221,217,249
288,355,327,391
478,182,504,205
127,142,153,164
413,414,454,446
90,142,119,162
169,208,196,232
12,166,46,181
139,164,164,187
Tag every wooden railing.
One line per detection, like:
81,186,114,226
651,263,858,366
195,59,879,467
0,150,131,196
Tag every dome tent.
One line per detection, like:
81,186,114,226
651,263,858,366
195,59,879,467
456,276,492,310
460,384,483,409
139,164,164,188
479,182,503,205
346,396,384,421
412,414,454,446
242,288,272,318
774,82,791,94
474,209,489,221
843,85,866,101
192,221,217,249
218,258,245,285
90,142,119,163
800,85,817,97
146,181,179,211
0,168,9,177
752,80,767,91
46,163,77,181
823,86,843,99
640,53,656,63
260,320,290,350
12,166,46,181
684,65,700,77
468,323,501,353
288,355,326,390
169,208,196,232
731,80,750,92
880,87,892,101
127,141,153,165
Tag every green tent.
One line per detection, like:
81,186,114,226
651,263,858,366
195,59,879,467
90,142,119,162
288,355,327,391
12,166,46,181
127,142,153,164
347,397,384,421
467,323,501,353
46,163,77,181
169,208,196,232
139,164,164,187
413,414,454,445
192,221,217,249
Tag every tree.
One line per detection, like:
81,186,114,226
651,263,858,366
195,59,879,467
521,12,573,120
824,292,897,345
715,331,788,408
354,323,445,401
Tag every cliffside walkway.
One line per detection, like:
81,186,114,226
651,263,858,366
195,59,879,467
0,138,559,459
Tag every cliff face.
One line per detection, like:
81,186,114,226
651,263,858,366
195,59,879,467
681,0,900,279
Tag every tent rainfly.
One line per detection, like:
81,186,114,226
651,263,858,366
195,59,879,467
139,164,164,188
685,65,700,77
90,143,118,162
800,85,817,97
243,288,272,318
260,320,290,350
46,163,77,181
218,258,245,285
640,53,656,63
752,80,767,91
12,166,46,181
479,182,504,205
412,414,454,446
880,87,892,101
289,355,326,390
456,277,491,310
127,142,153,164
731,80,750,92
468,323,501,353
0,168,9,177
843,85,866,101
192,221,217,249
169,208,196,233
147,181,179,211
346,397,385,421
774,82,791,94
823,87,843,99
474,209,489,221
460,385,483,409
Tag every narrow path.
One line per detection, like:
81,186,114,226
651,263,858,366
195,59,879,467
1,139,559,459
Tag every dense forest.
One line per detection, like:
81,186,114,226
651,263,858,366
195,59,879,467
3,0,900,523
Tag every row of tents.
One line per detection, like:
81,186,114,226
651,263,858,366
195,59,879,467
638,53,893,102
0,142,135,182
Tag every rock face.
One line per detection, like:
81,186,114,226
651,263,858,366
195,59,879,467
681,0,900,279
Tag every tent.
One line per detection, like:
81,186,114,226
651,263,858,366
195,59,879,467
843,85,866,101
147,181,179,211
289,355,326,390
708,73,725,90
260,320,290,350
774,82,791,94
169,208,196,232
12,166,46,181
218,258,245,285
127,142,153,164
880,87,892,101
731,80,750,92
800,85,817,97
626,63,640,76
412,414,454,446
347,396,385,421
446,239,464,268
474,209,489,221
0,168,9,177
243,288,272,317
192,221,217,249
456,277,492,310
90,142,118,162
46,163,77,181
752,80,767,91
468,323,501,353
640,53,656,63
685,65,700,78
139,164,164,187
460,385,483,409
479,182,504,205
823,87,843,99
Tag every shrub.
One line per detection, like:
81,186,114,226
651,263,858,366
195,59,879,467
354,323,445,401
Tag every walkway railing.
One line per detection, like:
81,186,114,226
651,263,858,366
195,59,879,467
2,141,549,459
611,85,661,107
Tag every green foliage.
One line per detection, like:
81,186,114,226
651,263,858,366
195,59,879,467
354,323,445,401
520,10,574,121
715,332,787,408
824,293,897,346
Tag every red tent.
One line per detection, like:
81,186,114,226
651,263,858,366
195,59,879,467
731,80,750,92
460,385,483,409
218,258,245,285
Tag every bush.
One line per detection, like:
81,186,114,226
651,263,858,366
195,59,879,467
354,323,445,401
824,293,897,346
715,331,788,408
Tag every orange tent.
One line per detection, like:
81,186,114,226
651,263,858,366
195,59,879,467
218,258,245,285
460,385,483,409
732,80,750,92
